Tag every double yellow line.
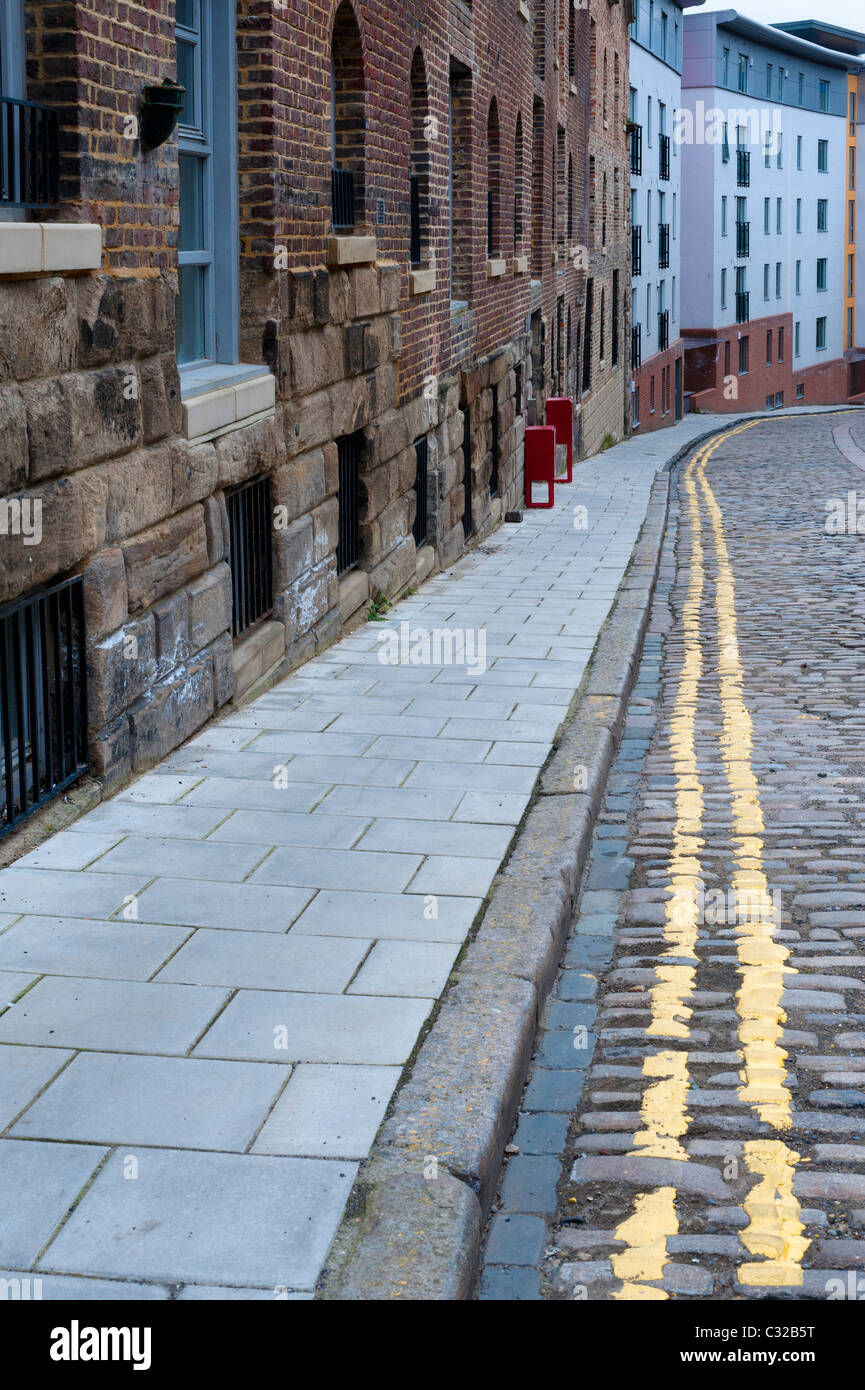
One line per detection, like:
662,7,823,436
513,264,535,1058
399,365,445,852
611,421,808,1297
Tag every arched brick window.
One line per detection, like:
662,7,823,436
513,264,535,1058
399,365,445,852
409,48,430,266
331,1,365,230
514,111,524,251
487,98,500,257
531,97,544,277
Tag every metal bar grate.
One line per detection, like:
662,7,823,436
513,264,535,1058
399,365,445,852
0,97,59,208
412,437,428,547
337,433,361,575
462,409,473,538
490,383,499,497
331,166,355,229
226,476,274,640
409,174,422,265
0,575,88,841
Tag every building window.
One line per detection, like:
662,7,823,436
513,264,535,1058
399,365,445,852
738,334,749,374
722,47,730,86
226,476,274,638
766,330,772,367
722,121,730,162
738,53,748,95
176,0,241,370
530,96,544,278
721,195,727,236
796,135,802,170
778,326,784,361
721,267,727,309
766,395,774,410
763,263,770,301
450,64,473,300
816,316,827,351
819,79,830,113
795,320,801,357
775,391,783,408
763,198,770,235
776,132,782,169
775,262,781,298
776,198,782,234
514,113,524,251
796,198,802,233
409,49,430,267
487,99,501,256
848,306,855,350
817,139,828,173
724,339,730,377
331,2,366,229
764,131,772,168
817,258,827,292
412,437,429,547
337,432,363,574
796,259,801,294
798,72,804,105
817,199,828,232
796,381,804,399
765,62,772,99
849,199,855,243
850,147,856,192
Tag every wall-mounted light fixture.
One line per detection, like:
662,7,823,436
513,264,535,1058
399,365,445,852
140,80,186,152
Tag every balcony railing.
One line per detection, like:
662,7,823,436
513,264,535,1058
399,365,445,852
736,290,750,323
331,166,356,229
736,220,750,258
629,123,643,176
0,96,59,209
632,224,642,276
632,322,642,369
658,222,670,269
659,133,671,181
658,309,670,351
736,148,750,188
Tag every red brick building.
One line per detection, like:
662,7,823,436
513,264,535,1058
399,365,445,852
0,0,628,842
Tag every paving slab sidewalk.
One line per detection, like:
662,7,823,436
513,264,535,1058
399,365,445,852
0,413,728,1299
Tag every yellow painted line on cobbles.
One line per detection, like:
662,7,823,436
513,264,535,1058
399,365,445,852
695,422,809,1287
611,434,713,1298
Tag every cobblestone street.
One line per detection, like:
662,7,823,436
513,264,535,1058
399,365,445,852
482,411,865,1301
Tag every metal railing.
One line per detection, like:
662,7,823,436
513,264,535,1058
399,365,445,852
632,224,642,276
736,148,750,187
226,476,274,639
1,576,88,841
409,174,422,265
632,323,642,369
337,432,361,574
490,383,499,497
629,123,642,176
0,96,59,209
736,219,750,258
736,290,750,323
412,437,428,547
659,133,671,181
462,410,473,538
658,222,670,269
331,166,356,229
658,308,670,351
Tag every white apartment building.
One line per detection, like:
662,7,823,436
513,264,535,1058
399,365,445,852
628,0,693,431
679,10,862,412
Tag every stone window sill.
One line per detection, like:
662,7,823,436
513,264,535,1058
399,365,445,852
181,367,276,443
327,235,377,267
514,255,529,274
486,257,507,279
0,222,102,277
410,266,436,296
516,0,530,18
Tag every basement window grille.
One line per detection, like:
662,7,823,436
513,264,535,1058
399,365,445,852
412,437,429,547
490,383,500,497
226,475,274,639
0,576,88,842
462,409,473,538
331,166,356,229
0,97,59,209
337,432,362,574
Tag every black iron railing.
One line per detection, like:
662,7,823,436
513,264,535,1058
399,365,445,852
659,133,671,181
658,308,670,351
736,290,750,323
337,432,361,574
736,219,750,258
409,174,422,265
226,476,274,639
632,323,641,369
737,148,750,187
0,575,88,841
0,97,59,209
629,123,642,176
331,166,355,229
658,222,670,269
412,437,428,547
632,224,642,276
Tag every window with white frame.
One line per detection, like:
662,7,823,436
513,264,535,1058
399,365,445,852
175,0,241,376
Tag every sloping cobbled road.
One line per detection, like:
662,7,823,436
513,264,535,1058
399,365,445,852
481,411,865,1301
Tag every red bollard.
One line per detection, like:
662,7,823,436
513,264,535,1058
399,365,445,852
546,397,574,483
525,426,556,508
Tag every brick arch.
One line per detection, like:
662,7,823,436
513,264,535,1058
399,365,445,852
331,0,366,226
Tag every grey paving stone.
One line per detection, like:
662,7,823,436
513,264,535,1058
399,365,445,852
176,1284,312,1300
42,1148,357,1290
15,833,123,872
194,990,431,1065
0,916,189,981
0,1045,73,1129
452,791,531,825
484,1213,548,1267
0,976,229,1054
0,1271,170,1300
314,785,462,821
0,973,38,1007
292,890,480,943
356,817,512,858
11,1052,287,1152
499,1155,562,1214
64,802,228,840
0,1139,106,1268
252,1063,401,1158
407,855,500,898
180,778,331,813
89,836,267,884
207,810,368,849
132,878,315,932
250,846,422,894
155,927,368,993
0,869,149,920
347,940,460,998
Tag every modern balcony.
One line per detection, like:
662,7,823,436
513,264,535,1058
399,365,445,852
736,148,750,188
736,290,750,323
659,134,671,182
629,123,643,176
632,224,642,277
658,222,670,270
632,322,642,369
736,219,750,259
658,308,670,351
